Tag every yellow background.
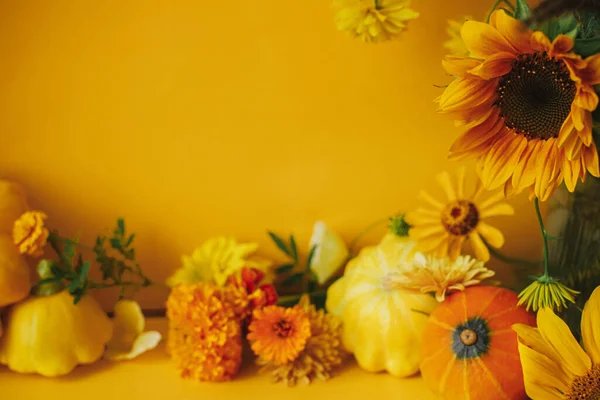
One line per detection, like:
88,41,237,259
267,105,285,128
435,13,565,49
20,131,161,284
0,0,541,310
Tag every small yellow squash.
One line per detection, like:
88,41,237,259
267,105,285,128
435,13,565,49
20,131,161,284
0,290,113,377
326,233,438,377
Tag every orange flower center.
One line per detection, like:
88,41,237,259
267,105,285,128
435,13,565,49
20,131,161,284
495,52,576,140
273,319,293,338
567,364,600,400
441,200,479,236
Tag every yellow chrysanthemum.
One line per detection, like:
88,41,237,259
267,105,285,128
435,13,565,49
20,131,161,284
257,295,346,386
438,10,600,201
166,236,272,287
247,305,311,365
513,286,600,399
105,300,161,361
386,252,495,302
405,169,514,262
334,0,419,44
517,275,579,312
166,283,243,382
443,16,472,57
13,211,48,257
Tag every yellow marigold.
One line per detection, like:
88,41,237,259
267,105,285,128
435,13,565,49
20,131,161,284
166,236,272,287
405,169,514,262
166,283,243,382
334,0,419,44
13,211,48,257
384,252,495,302
255,295,347,386
443,16,471,57
247,305,311,365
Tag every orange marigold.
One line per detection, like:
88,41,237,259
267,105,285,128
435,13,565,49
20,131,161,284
166,283,243,382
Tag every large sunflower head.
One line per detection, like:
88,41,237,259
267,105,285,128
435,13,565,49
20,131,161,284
438,10,600,201
405,168,514,261
513,285,600,399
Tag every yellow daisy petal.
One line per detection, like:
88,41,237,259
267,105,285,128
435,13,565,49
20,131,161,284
476,222,504,248
582,286,600,364
537,308,591,377
468,231,490,262
436,171,457,201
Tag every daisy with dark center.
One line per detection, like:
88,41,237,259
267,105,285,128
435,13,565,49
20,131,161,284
247,305,311,365
438,10,600,201
405,169,514,261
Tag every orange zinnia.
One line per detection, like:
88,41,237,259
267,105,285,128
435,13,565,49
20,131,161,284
438,10,600,201
247,305,311,365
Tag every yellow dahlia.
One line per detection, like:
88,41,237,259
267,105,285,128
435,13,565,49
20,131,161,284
439,10,600,201
443,16,472,57
247,305,311,365
513,286,600,399
166,283,243,382
256,295,346,386
386,252,495,302
405,169,514,261
334,0,419,44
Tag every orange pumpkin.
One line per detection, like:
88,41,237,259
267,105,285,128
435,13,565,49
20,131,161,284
420,286,535,400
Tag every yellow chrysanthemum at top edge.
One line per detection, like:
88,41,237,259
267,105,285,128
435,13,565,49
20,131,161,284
166,236,272,287
438,10,600,201
334,0,419,44
405,168,514,262
513,286,600,399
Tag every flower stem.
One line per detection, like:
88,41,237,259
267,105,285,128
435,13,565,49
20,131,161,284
486,0,516,23
534,198,550,277
483,237,541,269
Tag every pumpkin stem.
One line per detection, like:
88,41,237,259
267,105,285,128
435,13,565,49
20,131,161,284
35,260,64,296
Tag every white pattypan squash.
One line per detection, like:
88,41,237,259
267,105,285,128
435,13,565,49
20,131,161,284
326,233,438,377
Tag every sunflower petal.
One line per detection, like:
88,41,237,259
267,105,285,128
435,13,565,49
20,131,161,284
468,51,515,79
581,286,600,365
574,86,599,111
550,34,574,56
583,142,600,177
489,10,533,53
442,56,482,77
534,139,561,201
480,132,528,190
562,155,581,192
461,19,517,58
515,340,570,399
438,78,497,113
450,110,504,155
476,222,504,248
582,53,600,85
537,308,591,377
468,231,490,261
512,139,541,190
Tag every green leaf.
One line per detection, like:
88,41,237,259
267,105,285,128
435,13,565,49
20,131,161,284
514,0,531,21
306,245,318,269
276,263,295,274
307,279,317,293
289,235,298,262
282,272,304,287
125,234,135,247
109,237,121,250
117,219,125,236
79,261,91,287
268,231,291,257
558,13,579,39
574,37,600,58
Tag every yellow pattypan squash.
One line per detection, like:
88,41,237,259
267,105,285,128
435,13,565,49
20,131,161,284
0,180,29,234
326,233,438,377
0,235,31,308
0,290,113,377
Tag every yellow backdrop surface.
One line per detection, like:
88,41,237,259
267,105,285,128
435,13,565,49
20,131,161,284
0,0,541,309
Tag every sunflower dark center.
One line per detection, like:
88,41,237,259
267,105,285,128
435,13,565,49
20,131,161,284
441,200,479,236
495,51,576,140
451,317,490,359
273,319,293,338
566,364,600,400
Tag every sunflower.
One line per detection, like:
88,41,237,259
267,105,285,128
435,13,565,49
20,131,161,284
405,169,514,261
386,252,495,302
438,10,600,201
513,285,600,399
247,305,311,365
334,0,419,44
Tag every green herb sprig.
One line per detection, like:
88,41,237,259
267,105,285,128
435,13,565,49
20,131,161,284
35,219,152,304
268,231,319,293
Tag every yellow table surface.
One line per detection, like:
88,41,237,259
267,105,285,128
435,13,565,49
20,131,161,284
0,318,437,400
